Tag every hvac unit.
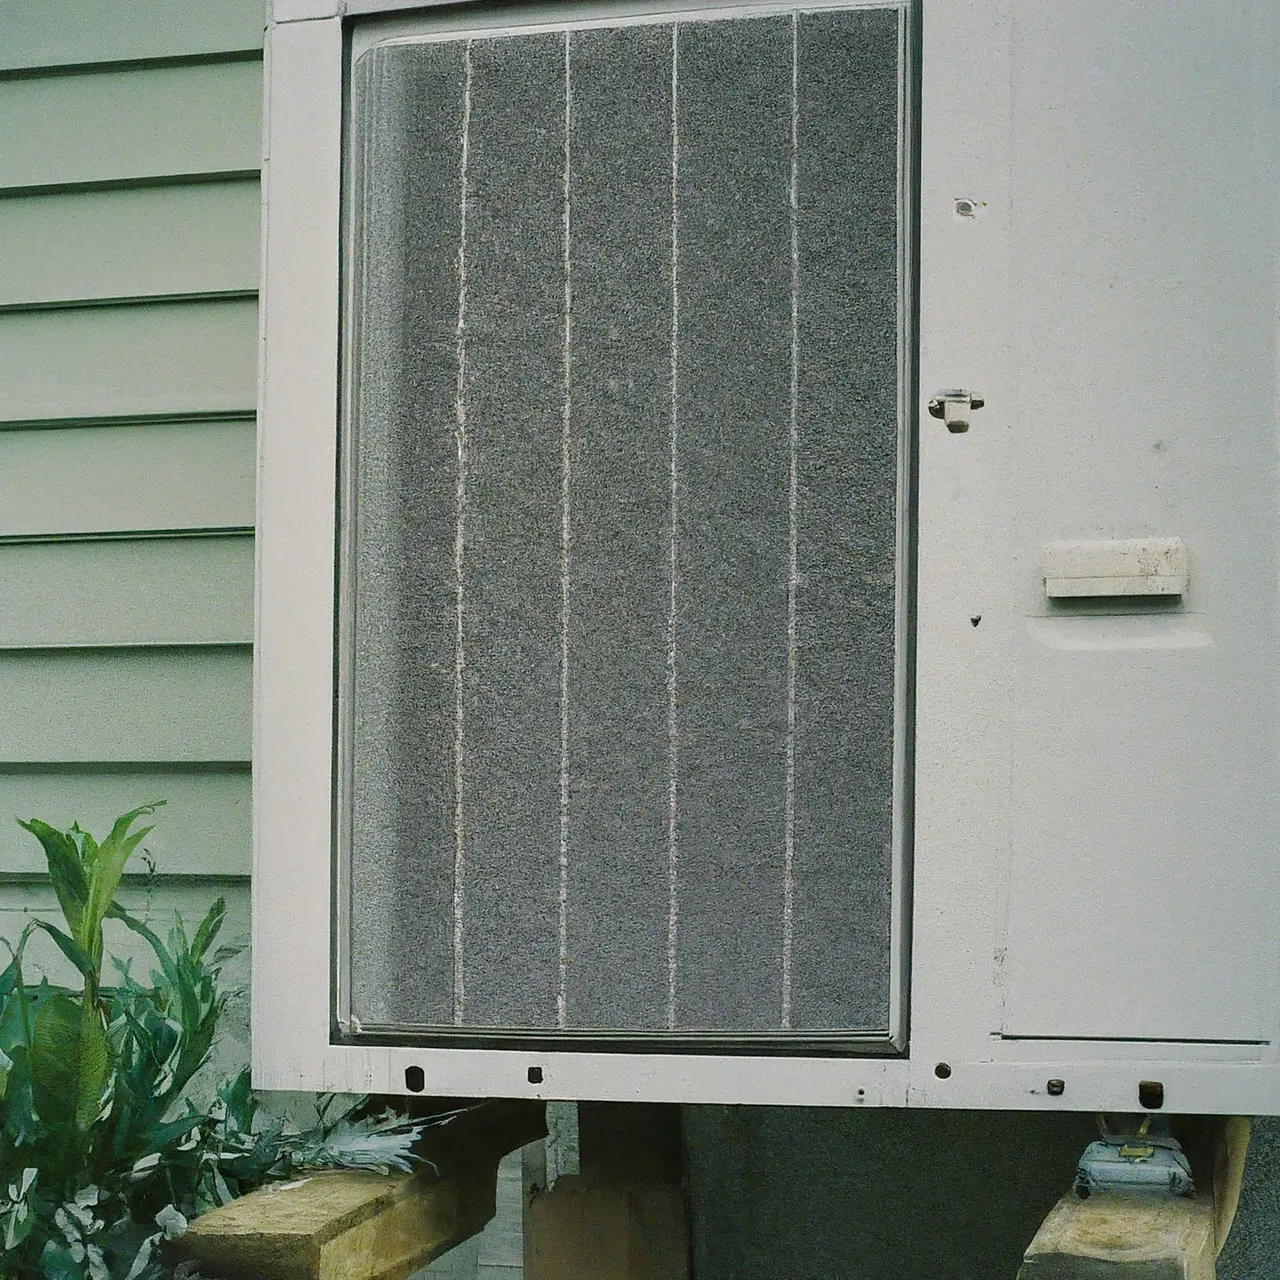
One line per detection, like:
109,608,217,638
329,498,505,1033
254,0,1280,1112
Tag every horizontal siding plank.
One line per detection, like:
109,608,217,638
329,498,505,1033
0,649,251,763
0,535,253,649
0,60,261,192
0,0,264,71
0,770,250,876
0,298,258,423
0,420,255,537
0,180,260,307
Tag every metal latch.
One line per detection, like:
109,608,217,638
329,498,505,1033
927,389,984,433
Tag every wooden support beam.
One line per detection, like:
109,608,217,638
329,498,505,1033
170,1162,498,1280
1019,1189,1216,1280
169,1098,547,1280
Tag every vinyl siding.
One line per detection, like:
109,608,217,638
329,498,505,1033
0,60,262,190
0,8,260,881
0,299,259,424
0,536,254,648
0,0,264,71
0,181,260,307
0,420,256,537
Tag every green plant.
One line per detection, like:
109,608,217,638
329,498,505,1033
0,805,434,1280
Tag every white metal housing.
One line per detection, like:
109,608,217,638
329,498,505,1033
254,0,1280,1112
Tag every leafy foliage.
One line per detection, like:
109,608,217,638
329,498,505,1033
0,807,435,1280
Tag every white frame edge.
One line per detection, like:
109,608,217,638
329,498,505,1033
332,0,913,1053
253,14,345,1094
253,1,1280,1112
271,0,343,23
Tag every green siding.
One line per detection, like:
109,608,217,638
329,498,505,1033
0,180,260,307
0,0,263,71
0,421,255,537
0,649,251,764
0,5,261,881
0,772,250,877
0,536,253,648
0,299,258,424
0,60,262,192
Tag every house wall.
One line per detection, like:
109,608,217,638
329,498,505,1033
2,3,1276,1276
0,0,263,1082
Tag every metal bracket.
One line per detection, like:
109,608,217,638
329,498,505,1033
927,389,985,433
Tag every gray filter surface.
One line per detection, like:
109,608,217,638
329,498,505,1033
343,5,908,1043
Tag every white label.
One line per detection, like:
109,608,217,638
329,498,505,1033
1042,537,1188,598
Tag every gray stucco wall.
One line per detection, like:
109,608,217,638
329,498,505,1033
1221,1120,1280,1279
685,1109,1279,1278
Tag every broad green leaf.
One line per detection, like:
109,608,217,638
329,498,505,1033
0,1045,37,1146
30,992,79,1125
1,922,40,1054
74,1002,111,1131
171,911,189,957
210,944,244,969
4,1198,34,1251
55,802,165,970
0,950,21,1001
39,1239,82,1280
74,824,99,926
128,1111,204,1162
17,820,87,941
0,992,27,1057
0,1045,10,1102
102,802,166,853
30,993,111,1132
73,825,99,872
82,806,162,964
218,1067,256,1129
123,1233,158,1280
189,899,227,966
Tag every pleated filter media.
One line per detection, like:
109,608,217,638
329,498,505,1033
339,5,910,1045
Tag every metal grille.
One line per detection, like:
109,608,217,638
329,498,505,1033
341,5,909,1042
